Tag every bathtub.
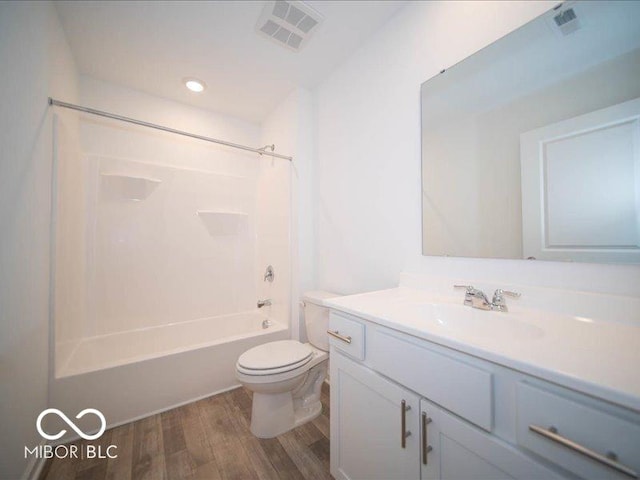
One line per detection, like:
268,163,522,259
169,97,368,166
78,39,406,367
50,311,288,437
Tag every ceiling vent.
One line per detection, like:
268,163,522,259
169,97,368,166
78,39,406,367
256,1,324,52
547,4,582,37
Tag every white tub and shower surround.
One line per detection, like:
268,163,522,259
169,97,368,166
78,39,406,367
50,80,293,430
54,113,262,368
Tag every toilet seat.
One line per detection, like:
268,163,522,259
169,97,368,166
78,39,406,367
237,340,313,376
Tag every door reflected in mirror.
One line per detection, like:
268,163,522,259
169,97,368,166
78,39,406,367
421,0,640,264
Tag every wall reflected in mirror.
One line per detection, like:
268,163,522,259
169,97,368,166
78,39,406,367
421,0,640,264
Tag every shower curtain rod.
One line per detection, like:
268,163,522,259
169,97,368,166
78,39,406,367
48,98,293,161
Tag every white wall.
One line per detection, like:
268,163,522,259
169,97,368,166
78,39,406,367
79,77,260,148
314,0,640,298
260,87,315,340
0,1,78,477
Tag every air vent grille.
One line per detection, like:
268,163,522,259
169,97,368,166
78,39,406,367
553,8,577,27
256,1,324,52
549,6,582,36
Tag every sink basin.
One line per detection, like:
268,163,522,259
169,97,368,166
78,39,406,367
395,302,546,343
325,286,640,413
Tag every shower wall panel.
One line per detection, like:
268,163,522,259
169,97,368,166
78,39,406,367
54,114,262,340
53,112,87,364
83,119,258,336
88,155,255,336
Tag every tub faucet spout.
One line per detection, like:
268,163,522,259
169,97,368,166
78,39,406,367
257,299,272,308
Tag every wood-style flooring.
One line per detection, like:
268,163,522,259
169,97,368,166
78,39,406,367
40,383,331,480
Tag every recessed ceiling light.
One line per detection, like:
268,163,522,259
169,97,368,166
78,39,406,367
184,78,206,93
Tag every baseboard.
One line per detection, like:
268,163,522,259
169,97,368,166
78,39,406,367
22,438,48,480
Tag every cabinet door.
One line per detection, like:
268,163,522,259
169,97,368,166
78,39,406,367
420,398,562,480
331,351,420,480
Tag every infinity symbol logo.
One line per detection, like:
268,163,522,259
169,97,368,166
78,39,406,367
36,408,106,441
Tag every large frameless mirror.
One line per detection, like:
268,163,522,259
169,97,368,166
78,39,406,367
421,1,640,263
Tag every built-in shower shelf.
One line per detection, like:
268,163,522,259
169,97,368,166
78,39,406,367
197,210,248,236
100,173,162,201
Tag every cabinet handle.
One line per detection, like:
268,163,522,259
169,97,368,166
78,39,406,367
327,330,352,344
422,412,433,465
529,425,638,479
401,400,411,448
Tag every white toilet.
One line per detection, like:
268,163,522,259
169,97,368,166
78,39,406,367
235,291,337,438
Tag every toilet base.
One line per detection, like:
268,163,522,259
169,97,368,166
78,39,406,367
293,401,322,428
247,359,327,438
249,393,323,438
250,391,296,438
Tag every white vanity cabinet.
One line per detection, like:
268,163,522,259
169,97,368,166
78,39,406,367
331,351,551,480
331,351,421,480
328,310,640,480
330,347,558,480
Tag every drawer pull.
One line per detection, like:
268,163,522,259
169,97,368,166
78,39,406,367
401,400,411,448
327,330,352,344
421,412,433,464
529,425,638,479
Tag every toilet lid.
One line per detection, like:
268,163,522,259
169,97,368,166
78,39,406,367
238,340,313,372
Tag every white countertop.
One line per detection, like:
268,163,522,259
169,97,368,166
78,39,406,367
326,287,640,413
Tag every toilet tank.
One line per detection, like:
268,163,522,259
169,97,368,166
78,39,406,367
303,291,339,352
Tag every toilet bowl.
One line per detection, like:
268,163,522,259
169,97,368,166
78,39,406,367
235,291,337,438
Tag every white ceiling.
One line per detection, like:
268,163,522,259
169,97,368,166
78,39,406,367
55,0,406,123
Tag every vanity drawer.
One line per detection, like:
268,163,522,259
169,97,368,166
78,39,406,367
369,326,493,431
516,382,640,479
328,311,365,361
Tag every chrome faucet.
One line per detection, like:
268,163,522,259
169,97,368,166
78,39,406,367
257,299,272,308
454,285,520,312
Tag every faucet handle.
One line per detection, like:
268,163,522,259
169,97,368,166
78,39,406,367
453,284,475,292
493,289,521,299
491,289,520,312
